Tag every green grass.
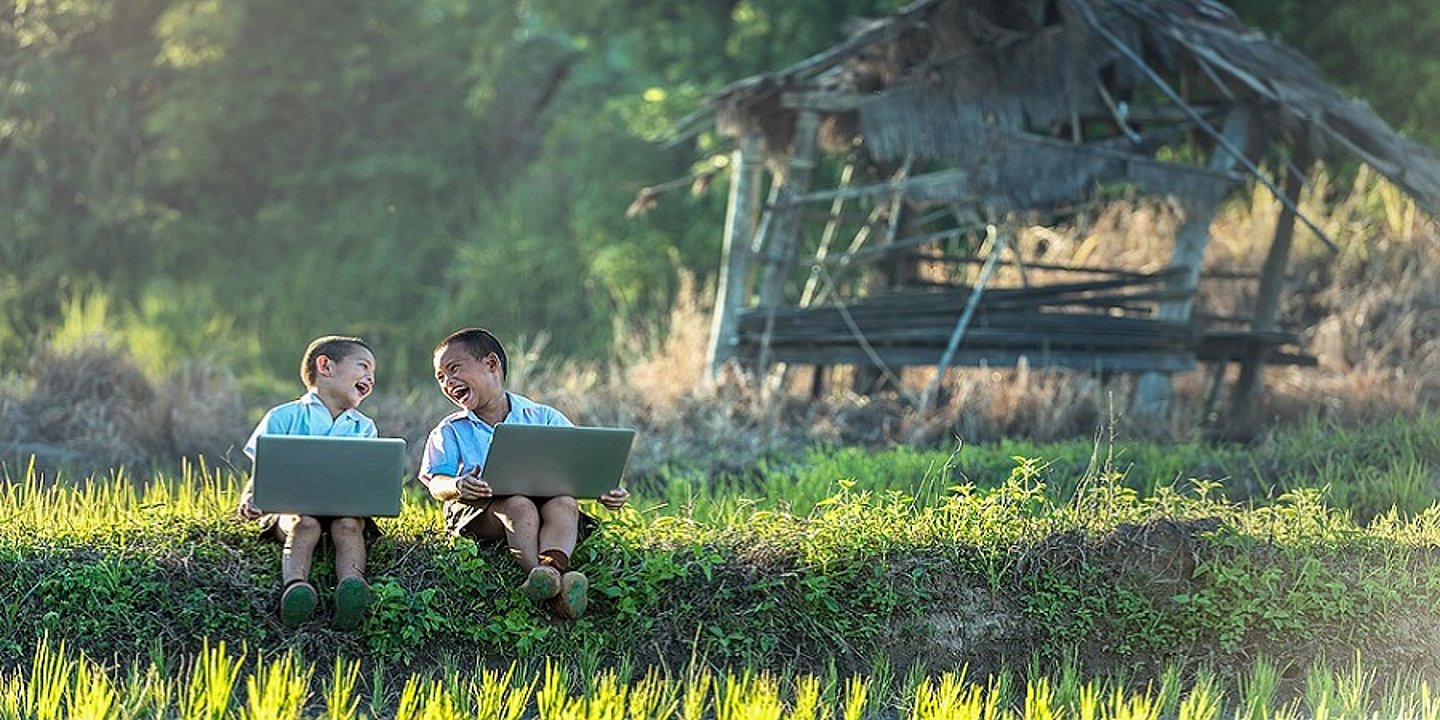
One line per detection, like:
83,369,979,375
645,414,1440,521
3,416,1440,712
5,639,1440,719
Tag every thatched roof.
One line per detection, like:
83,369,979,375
681,0,1440,214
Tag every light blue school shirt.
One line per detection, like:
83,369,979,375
242,391,378,461
418,391,571,485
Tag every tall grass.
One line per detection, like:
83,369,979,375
7,638,1440,719
7,419,1440,714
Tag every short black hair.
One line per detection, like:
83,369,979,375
300,335,372,387
436,328,507,379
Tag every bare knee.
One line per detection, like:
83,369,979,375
286,515,322,540
330,517,364,538
494,496,540,523
540,495,577,518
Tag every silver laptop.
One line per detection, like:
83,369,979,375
252,435,407,517
482,425,635,499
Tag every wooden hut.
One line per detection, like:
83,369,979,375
670,0,1440,432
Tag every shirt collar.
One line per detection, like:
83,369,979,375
301,390,358,421
461,391,519,426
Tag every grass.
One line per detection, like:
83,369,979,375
5,639,1440,719
4,417,1440,704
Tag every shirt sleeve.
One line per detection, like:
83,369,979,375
242,408,285,461
418,424,460,486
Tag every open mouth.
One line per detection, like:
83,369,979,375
355,381,373,397
448,385,472,406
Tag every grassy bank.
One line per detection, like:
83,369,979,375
4,418,1440,698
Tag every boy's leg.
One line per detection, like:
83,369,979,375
536,496,588,620
330,517,372,631
277,514,321,583
275,514,320,626
330,517,367,581
468,497,560,601
536,496,580,565
472,496,542,569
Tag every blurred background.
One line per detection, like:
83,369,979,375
2,0,1437,474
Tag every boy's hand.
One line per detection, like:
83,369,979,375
597,487,629,511
237,495,262,521
454,467,493,503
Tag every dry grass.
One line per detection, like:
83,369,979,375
2,172,1435,476
0,338,246,473
528,168,1440,457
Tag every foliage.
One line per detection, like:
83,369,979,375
1228,0,1440,149
6,417,1440,684
0,0,916,390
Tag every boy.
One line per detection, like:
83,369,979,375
419,327,629,619
237,335,378,630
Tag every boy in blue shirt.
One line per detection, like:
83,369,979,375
237,335,378,629
419,328,629,619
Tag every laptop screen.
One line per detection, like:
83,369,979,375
252,435,407,517
481,425,635,499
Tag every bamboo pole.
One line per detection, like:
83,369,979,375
800,159,856,306
756,110,823,374
917,225,1004,412
706,133,765,377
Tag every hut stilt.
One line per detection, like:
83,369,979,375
1131,107,1251,427
706,133,765,377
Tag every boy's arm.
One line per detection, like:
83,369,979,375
423,468,492,503
236,477,262,520
419,424,492,503
424,474,461,502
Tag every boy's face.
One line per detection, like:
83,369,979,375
433,343,503,414
315,347,376,411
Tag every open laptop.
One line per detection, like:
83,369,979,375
252,435,407,517
481,425,636,499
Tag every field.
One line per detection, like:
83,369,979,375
5,416,1440,718
1,173,1436,717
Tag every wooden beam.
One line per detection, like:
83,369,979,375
760,346,1198,374
1131,106,1249,427
1227,145,1312,433
706,133,765,377
756,109,823,372
781,91,868,112
918,226,1004,410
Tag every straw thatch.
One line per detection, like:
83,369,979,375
684,0,1440,214
689,0,1440,424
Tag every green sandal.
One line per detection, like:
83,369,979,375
518,566,562,603
332,577,371,631
549,571,589,620
278,579,317,628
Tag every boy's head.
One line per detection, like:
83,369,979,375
434,328,507,379
433,328,507,414
300,335,376,412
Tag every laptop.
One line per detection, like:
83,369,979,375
251,435,407,517
481,425,636,499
